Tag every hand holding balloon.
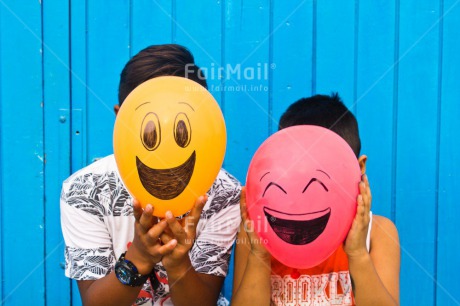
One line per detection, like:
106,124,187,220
344,174,372,258
160,195,207,275
240,187,270,259
125,199,177,274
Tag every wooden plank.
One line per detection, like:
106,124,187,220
315,0,355,106
42,0,72,304
0,1,45,304
223,0,271,182
174,0,231,297
175,0,223,105
69,2,87,303
271,0,314,132
436,0,460,304
222,1,270,299
70,0,87,174
0,4,3,301
69,1,130,304
131,0,173,56
85,1,130,163
355,0,396,219
396,0,440,304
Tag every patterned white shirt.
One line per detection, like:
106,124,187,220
61,154,241,305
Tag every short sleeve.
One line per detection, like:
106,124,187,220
189,170,242,277
60,179,115,280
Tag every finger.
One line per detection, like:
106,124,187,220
363,174,372,206
133,199,143,222
357,194,365,216
240,187,257,236
353,194,365,224
240,187,248,222
139,204,155,231
156,239,177,256
185,195,207,237
349,194,365,234
163,225,173,237
350,215,360,231
240,190,264,245
359,177,371,214
363,173,369,185
160,232,174,245
356,194,370,228
359,181,368,207
360,186,371,225
240,187,255,231
146,219,168,243
165,211,187,244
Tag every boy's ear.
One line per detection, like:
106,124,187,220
114,104,120,116
358,155,367,175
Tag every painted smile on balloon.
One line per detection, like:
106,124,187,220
263,207,331,245
136,151,196,200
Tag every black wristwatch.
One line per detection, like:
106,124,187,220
114,252,149,287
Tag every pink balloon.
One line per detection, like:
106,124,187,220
246,125,361,269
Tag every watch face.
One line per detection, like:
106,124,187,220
115,256,148,287
116,262,133,285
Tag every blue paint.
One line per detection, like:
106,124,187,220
437,1,460,304
175,0,223,103
271,0,314,131
355,0,396,219
0,1,45,304
70,0,88,175
0,2,3,301
315,0,355,105
131,0,173,56
85,1,129,163
1,1,460,305
396,0,440,304
223,0,271,182
69,1,87,304
42,0,72,304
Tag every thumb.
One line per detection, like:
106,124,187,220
185,195,207,236
240,187,257,238
240,187,249,223
132,198,143,221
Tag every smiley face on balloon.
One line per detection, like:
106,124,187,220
246,125,361,269
135,101,196,200
113,76,226,217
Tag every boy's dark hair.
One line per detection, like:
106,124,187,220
279,93,361,157
118,44,207,105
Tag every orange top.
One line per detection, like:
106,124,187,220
270,245,354,305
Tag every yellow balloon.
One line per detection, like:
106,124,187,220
113,76,226,217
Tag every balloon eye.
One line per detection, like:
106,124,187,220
174,112,191,148
141,112,161,151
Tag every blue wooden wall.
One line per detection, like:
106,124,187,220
0,0,459,305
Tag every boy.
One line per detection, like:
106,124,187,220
232,93,400,305
61,44,241,306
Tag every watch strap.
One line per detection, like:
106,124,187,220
115,252,150,287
